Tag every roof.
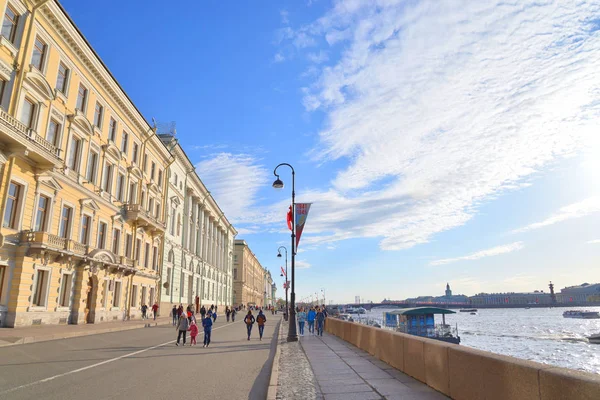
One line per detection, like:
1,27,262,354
386,307,456,316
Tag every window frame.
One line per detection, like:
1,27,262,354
46,118,61,147
86,150,99,185
112,228,121,255
20,97,36,129
108,117,117,142
58,203,73,239
80,213,92,245
67,135,82,171
121,130,128,154
125,233,133,258
97,220,107,249
115,172,125,202
3,180,22,229
1,4,19,44
113,280,122,308
58,272,73,308
30,35,47,72
55,61,70,95
33,194,50,232
31,267,51,308
93,101,103,129
76,83,88,113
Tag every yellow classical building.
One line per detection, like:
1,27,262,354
233,240,267,308
0,0,171,326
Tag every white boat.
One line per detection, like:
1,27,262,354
347,307,367,314
563,310,600,319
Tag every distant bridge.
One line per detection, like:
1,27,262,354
326,301,600,310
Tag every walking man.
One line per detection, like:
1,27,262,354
226,307,231,322
307,307,316,334
171,305,178,326
152,303,159,320
316,307,326,336
256,310,267,341
176,312,190,346
203,311,213,347
231,308,236,322
141,304,148,320
244,310,255,340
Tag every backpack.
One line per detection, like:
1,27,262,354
257,315,266,325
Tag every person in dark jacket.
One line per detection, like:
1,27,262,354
171,305,178,326
203,311,213,347
226,307,231,322
244,310,255,340
256,310,267,341
316,308,326,336
176,313,190,346
231,308,236,322
200,306,206,319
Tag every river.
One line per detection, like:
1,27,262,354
360,306,600,374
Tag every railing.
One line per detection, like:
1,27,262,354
71,241,88,255
120,256,135,268
124,204,165,229
21,231,67,250
0,109,60,158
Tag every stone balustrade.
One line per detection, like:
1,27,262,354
325,318,600,400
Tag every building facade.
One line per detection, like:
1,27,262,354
158,134,236,312
0,0,171,327
233,240,266,308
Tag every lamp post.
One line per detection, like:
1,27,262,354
273,163,298,342
277,246,288,320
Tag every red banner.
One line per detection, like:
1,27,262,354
281,266,286,277
295,203,312,249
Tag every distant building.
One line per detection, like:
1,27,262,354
557,283,600,303
469,291,553,305
404,283,469,304
445,283,452,297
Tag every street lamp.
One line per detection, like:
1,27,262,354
277,246,288,321
273,163,298,342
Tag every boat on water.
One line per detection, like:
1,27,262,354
470,312,477,315
347,307,367,314
563,310,600,319
589,334,600,344
337,313,354,322
459,309,477,312
384,307,460,345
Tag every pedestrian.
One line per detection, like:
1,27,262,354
226,307,231,322
297,307,307,336
171,305,178,326
231,308,236,322
189,320,199,346
141,304,148,320
177,304,183,319
187,306,193,323
307,307,316,334
244,310,255,340
200,305,206,320
176,312,190,346
212,308,217,323
152,303,159,320
256,309,267,341
203,311,213,347
316,307,325,336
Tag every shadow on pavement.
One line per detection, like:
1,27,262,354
248,319,281,400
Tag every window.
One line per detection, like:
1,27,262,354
112,228,120,255
116,173,125,201
55,62,69,94
59,206,72,239
170,207,175,235
135,238,141,262
59,273,72,307
0,79,6,109
103,280,109,308
76,83,87,112
131,285,138,306
34,195,49,232
144,243,150,268
128,182,137,203
93,102,103,128
86,151,98,184
1,5,19,43
101,163,113,194
20,98,35,128
132,142,139,164
3,181,21,228
150,161,155,181
155,203,160,219
125,233,132,258
174,173,178,186
46,119,61,146
141,286,147,306
33,269,49,307
97,222,107,249
108,118,116,142
31,36,46,71
80,215,91,244
121,131,128,154
147,197,154,213
67,137,81,170
152,246,158,270
157,170,163,186
142,153,147,172
165,268,170,295
113,281,121,307
234,268,237,280
149,287,155,306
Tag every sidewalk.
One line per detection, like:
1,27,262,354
275,323,449,400
0,315,173,347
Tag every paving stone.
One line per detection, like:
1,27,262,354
365,378,411,395
324,392,384,400
320,383,374,394
356,369,393,380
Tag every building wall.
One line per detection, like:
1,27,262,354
233,240,266,308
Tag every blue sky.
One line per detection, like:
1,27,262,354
62,0,600,303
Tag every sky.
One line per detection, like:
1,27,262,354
61,0,600,304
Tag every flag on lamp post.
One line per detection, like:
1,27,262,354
281,266,286,277
295,203,312,249
286,206,293,231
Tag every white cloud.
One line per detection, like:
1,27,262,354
273,53,285,63
587,239,600,244
296,260,311,269
429,242,524,266
272,0,600,251
195,153,268,224
513,197,600,233
307,50,329,64
280,10,289,25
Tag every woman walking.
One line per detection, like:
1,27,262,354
244,310,255,340
256,310,267,341
231,308,236,322
175,312,190,346
297,307,307,336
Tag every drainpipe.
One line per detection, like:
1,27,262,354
9,0,52,117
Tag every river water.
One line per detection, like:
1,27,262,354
360,307,600,374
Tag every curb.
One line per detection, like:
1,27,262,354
0,319,172,347
267,318,286,400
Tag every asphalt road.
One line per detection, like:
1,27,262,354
0,315,281,400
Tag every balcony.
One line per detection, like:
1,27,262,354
123,204,166,233
0,109,62,168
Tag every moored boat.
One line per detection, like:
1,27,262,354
563,310,600,319
459,308,478,312
589,334,600,344
384,307,460,344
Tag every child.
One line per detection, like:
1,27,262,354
203,311,213,347
188,320,199,346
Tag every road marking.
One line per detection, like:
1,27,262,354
0,322,234,395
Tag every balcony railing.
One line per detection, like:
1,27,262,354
0,109,60,159
124,204,166,231
21,231,67,250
